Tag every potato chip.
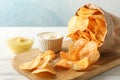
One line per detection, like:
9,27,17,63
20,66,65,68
88,29,101,44
69,38,87,51
88,17,97,34
55,59,71,69
68,48,81,61
68,16,89,33
60,51,68,59
68,31,79,41
88,50,100,64
78,41,99,61
32,64,56,75
42,50,56,59
78,30,91,41
68,16,78,34
60,49,80,61
72,57,89,70
76,7,97,18
60,38,88,61
19,50,55,70
91,14,105,24
19,54,42,70
39,55,52,68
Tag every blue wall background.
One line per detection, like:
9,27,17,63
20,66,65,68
0,0,120,26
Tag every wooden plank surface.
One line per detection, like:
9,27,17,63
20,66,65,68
12,40,120,80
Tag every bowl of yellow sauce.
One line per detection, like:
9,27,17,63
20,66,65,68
7,37,34,54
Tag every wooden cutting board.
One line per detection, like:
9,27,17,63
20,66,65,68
12,40,120,80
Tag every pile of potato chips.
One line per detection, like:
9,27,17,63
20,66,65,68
19,50,56,75
68,6,107,46
55,38,100,70
19,5,107,76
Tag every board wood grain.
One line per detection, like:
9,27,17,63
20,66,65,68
12,40,120,80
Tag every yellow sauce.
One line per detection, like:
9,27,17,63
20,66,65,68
7,37,34,54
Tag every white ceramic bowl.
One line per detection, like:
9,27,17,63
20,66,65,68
37,32,63,52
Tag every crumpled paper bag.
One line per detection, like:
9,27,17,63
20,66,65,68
68,4,120,53
88,4,120,53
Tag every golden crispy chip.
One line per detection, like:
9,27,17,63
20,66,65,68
69,38,88,51
95,26,106,43
88,29,101,44
76,7,98,18
42,50,56,59
91,14,105,24
32,64,56,75
78,41,99,62
68,16,89,33
68,48,80,61
19,50,55,70
68,31,80,41
55,59,71,69
68,16,78,34
88,17,97,34
62,38,88,61
88,50,100,64
19,54,42,70
39,55,52,68
60,47,81,61
60,51,68,59
72,57,89,70
77,30,91,41
60,49,80,61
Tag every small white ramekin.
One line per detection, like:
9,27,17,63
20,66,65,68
37,32,63,52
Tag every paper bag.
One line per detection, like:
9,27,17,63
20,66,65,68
68,4,120,53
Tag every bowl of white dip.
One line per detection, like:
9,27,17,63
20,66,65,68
37,32,63,52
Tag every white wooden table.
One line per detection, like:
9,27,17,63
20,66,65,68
0,27,120,80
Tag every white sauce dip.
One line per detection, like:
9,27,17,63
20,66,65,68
38,32,63,39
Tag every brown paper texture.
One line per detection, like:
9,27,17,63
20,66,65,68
82,4,120,53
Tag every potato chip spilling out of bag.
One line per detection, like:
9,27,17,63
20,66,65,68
56,4,106,70
72,57,89,70
56,39,100,70
55,59,71,69
60,38,87,61
78,41,100,64
68,5,107,46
